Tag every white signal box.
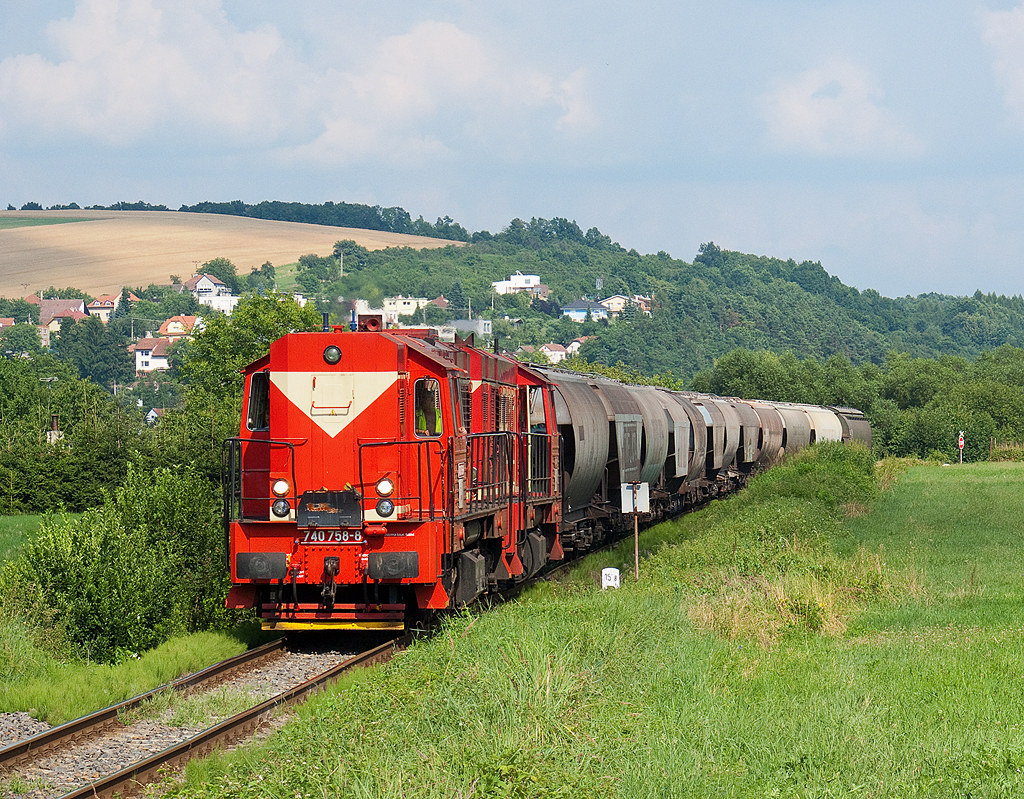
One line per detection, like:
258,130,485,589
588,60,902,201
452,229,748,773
620,482,650,513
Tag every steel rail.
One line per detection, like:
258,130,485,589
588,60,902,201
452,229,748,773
0,638,286,771
57,634,410,799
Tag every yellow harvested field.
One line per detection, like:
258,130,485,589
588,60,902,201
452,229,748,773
0,210,460,298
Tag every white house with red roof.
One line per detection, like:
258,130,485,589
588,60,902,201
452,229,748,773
540,342,568,364
130,337,172,373
186,274,239,315
86,294,120,323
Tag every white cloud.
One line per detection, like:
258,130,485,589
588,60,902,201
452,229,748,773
0,0,297,145
758,59,923,157
287,20,596,167
980,4,1024,128
0,4,595,168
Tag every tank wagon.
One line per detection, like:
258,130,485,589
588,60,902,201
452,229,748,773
224,319,871,631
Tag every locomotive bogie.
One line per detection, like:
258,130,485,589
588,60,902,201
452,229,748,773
224,325,869,631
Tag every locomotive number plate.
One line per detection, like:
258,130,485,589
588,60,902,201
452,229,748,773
299,530,363,545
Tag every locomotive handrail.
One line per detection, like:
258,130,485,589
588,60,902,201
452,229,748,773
222,437,299,523
461,431,517,514
357,438,447,522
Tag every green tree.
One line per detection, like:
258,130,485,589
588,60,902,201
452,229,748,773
332,240,370,272
241,261,277,293
199,257,240,294
174,293,321,398
448,281,466,311
52,315,133,390
112,287,133,320
0,298,39,324
0,323,44,357
39,286,93,302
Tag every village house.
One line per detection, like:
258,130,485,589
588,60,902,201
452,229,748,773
540,342,568,364
451,319,492,338
491,271,549,299
185,274,239,315
85,294,120,323
383,295,431,319
561,300,609,323
130,337,172,373
598,294,631,315
598,294,653,318
565,336,592,357
157,314,201,340
38,299,88,333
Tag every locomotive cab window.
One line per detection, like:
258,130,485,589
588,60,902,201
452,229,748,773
528,386,547,433
246,371,270,431
414,378,443,437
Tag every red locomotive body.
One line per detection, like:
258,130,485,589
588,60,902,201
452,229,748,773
224,325,561,630
225,321,872,631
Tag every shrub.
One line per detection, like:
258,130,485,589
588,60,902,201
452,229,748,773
2,510,181,661
0,462,234,662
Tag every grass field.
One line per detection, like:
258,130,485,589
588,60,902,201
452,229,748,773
0,515,43,562
0,210,461,298
162,453,1024,798
0,218,87,230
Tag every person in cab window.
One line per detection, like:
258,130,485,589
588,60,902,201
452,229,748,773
415,380,442,437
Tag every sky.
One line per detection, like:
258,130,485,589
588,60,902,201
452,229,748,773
2,1,1024,298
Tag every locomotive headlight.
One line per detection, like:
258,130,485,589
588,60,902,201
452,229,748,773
375,477,395,497
271,499,291,517
375,498,395,517
323,345,342,365
271,479,290,497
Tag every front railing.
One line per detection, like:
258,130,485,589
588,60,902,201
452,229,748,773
456,431,558,519
464,432,516,514
223,437,299,523
358,439,447,522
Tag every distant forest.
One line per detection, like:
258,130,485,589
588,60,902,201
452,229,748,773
178,200,472,242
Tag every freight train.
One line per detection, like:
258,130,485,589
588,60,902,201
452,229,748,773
224,316,871,631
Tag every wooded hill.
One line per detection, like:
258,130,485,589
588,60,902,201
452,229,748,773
309,219,1024,379
14,201,1023,377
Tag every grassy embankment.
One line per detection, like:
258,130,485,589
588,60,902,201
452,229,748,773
164,448,1024,798
272,262,300,293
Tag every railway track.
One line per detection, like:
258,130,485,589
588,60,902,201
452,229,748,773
0,539,636,799
0,634,408,799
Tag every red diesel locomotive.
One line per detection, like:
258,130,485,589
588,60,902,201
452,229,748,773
224,317,871,631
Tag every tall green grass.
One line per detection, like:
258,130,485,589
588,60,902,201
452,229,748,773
164,448,1024,797
0,626,260,725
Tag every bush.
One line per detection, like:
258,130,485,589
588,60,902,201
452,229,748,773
2,510,180,661
1,462,233,662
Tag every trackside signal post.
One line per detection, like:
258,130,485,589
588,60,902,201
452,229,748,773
959,431,965,465
622,481,650,580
